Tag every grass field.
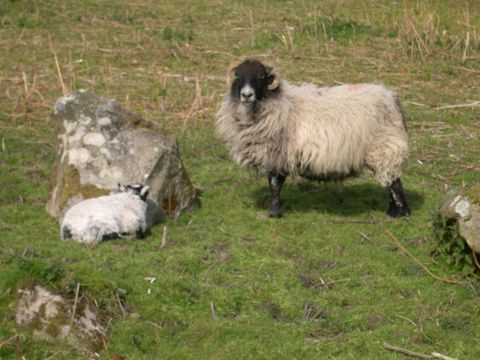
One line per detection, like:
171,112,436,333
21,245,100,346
1,0,480,359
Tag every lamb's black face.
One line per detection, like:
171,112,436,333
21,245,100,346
118,183,149,201
230,59,278,105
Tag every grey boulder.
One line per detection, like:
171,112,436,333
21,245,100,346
46,90,199,226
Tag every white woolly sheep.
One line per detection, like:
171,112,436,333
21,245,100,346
216,59,410,218
61,184,149,244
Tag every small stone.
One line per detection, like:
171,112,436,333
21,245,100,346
16,286,106,353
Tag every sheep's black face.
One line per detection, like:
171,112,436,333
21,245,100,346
230,59,279,105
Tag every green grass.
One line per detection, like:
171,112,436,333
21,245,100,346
1,0,480,358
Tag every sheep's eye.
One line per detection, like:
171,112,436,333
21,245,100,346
234,71,240,78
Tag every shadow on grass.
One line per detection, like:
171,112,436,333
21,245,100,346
252,180,425,216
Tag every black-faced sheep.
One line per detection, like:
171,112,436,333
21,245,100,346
216,59,410,218
61,184,149,244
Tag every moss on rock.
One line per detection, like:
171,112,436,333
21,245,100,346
465,183,480,205
58,165,109,211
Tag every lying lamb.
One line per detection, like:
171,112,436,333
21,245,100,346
61,184,149,244
216,58,410,218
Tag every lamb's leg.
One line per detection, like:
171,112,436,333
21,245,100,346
136,228,145,239
268,171,286,218
61,226,72,240
387,178,411,218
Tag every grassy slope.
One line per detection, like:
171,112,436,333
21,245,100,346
1,0,479,358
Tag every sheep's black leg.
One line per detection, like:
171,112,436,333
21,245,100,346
387,178,411,218
268,171,286,218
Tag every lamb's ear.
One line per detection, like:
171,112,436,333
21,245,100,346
140,185,150,200
118,183,126,192
266,66,280,91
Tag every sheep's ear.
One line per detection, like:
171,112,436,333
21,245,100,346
227,60,241,74
118,183,126,192
266,66,280,91
140,185,150,200
226,60,241,85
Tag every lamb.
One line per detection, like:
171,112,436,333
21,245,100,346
216,58,410,218
61,184,149,244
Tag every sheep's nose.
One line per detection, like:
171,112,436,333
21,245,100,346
241,91,253,99
240,86,255,102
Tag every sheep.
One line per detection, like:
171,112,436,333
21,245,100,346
216,59,410,218
60,184,149,244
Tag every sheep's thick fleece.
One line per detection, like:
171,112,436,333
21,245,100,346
61,192,147,244
216,81,408,186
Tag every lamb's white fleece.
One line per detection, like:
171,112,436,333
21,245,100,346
61,192,147,244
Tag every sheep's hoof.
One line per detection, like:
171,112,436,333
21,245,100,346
269,209,283,218
386,206,411,218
